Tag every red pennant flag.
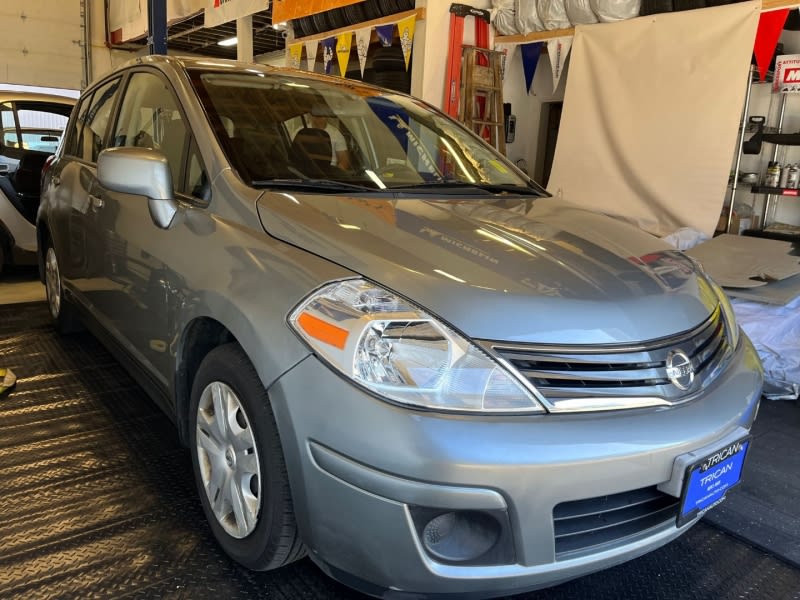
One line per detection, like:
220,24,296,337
754,9,790,82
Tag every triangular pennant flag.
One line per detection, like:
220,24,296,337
754,9,789,82
322,37,336,75
336,32,353,78
287,42,303,70
547,37,572,91
376,24,394,47
355,27,371,78
397,14,416,71
495,44,515,81
520,42,542,93
305,39,319,72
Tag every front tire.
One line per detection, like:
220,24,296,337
189,343,305,570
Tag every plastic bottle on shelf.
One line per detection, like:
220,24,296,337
765,161,781,188
789,164,800,189
779,163,790,188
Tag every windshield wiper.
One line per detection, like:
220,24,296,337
251,178,378,193
388,181,547,196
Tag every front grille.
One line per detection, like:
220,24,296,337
486,305,731,410
553,486,680,559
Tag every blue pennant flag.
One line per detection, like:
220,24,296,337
375,24,394,47
322,37,336,74
521,42,544,94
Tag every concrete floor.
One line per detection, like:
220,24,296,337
0,267,45,305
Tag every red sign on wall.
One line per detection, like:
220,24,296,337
272,0,362,22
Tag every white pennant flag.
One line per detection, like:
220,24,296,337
547,37,572,92
305,39,319,72
355,27,372,78
495,44,514,81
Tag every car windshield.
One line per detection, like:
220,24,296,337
190,70,545,195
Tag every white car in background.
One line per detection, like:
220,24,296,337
0,91,74,273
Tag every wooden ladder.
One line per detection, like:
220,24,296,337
460,46,506,155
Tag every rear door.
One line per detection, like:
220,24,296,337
47,77,121,292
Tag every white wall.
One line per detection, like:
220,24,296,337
0,0,83,90
502,45,566,177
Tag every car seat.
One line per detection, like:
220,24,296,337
289,128,333,177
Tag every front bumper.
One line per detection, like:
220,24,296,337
267,335,762,598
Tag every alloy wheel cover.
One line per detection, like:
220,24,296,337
196,381,262,539
45,248,61,319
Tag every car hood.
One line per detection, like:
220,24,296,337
256,193,717,344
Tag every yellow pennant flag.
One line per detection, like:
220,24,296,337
397,14,416,71
336,32,353,78
288,43,303,70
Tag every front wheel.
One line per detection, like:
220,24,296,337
189,343,305,570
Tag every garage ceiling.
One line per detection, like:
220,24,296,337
108,7,287,59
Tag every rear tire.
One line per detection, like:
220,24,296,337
189,343,305,570
44,243,82,334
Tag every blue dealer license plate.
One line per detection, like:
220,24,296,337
677,437,750,527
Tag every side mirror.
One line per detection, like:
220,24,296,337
97,147,178,229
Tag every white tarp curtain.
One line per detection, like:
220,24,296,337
0,0,82,89
205,0,269,28
109,0,205,42
547,2,760,237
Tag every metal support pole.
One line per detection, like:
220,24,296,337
80,0,92,89
147,0,167,55
727,65,755,234
763,92,789,230
237,16,254,63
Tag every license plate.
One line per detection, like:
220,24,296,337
677,437,750,527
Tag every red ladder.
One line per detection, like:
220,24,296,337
443,3,491,119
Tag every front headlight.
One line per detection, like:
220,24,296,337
289,279,544,413
709,278,740,350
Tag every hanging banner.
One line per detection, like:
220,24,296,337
755,10,790,82
273,0,361,22
774,54,800,93
376,24,395,48
322,37,337,75
397,14,416,71
520,42,543,93
336,32,353,77
547,36,572,91
205,0,269,28
287,42,303,69
355,27,372,77
305,39,319,72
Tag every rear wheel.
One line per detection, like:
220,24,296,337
189,343,305,570
44,244,81,333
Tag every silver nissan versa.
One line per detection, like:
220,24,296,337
37,55,763,599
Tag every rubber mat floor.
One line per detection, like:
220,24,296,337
1,301,799,600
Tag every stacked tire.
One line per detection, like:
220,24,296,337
290,0,416,37
369,46,410,93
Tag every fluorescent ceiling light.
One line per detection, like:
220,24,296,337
218,36,238,47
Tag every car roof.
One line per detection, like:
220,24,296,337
0,91,75,106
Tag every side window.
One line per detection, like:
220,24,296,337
185,139,210,203
112,71,188,187
63,95,92,158
1,102,20,151
83,78,121,162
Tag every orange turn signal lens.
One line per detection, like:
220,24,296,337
297,312,349,350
